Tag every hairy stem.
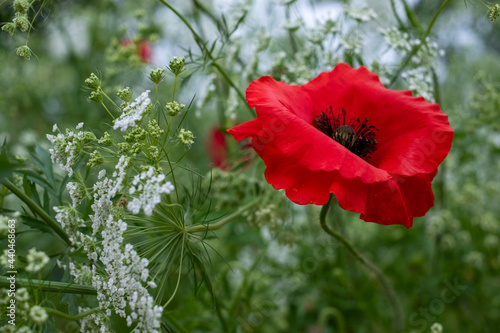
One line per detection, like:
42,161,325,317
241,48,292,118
3,179,71,246
0,276,96,295
319,195,403,332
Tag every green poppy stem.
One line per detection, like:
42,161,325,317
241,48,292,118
319,195,403,332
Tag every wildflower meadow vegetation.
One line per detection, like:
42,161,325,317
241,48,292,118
0,0,500,332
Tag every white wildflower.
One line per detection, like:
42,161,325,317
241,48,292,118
98,169,106,179
80,307,110,333
341,34,363,55
25,248,50,273
401,68,434,102
66,182,86,207
344,5,377,22
54,206,85,246
76,122,84,130
0,215,11,236
0,250,11,269
16,288,30,302
46,129,85,177
128,167,174,216
379,27,412,54
113,90,151,131
52,123,58,132
430,322,443,333
29,305,48,325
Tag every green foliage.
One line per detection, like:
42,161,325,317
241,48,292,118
0,0,500,332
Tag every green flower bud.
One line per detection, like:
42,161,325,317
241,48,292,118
135,9,145,19
117,87,132,102
149,68,166,84
87,150,104,167
178,128,195,147
13,0,30,14
16,45,31,60
112,205,126,220
85,73,100,90
130,142,142,155
148,146,159,160
166,101,185,117
89,88,103,103
147,120,163,139
98,132,113,146
149,33,160,43
124,127,146,143
168,56,185,75
1,23,16,36
83,132,97,144
117,142,130,154
489,4,500,22
13,12,29,32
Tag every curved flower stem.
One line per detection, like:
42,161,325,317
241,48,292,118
44,307,100,321
3,179,71,246
185,199,258,233
319,195,403,332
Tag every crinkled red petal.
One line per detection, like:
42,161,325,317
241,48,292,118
227,64,454,227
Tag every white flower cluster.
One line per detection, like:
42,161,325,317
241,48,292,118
341,34,363,55
25,248,50,273
128,167,174,216
80,307,110,333
66,182,86,207
401,68,435,102
379,28,412,54
46,128,85,177
379,28,444,101
85,157,162,331
54,206,85,246
344,5,377,22
29,305,48,325
113,90,151,131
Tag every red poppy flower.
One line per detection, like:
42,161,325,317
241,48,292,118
120,38,152,63
227,64,453,228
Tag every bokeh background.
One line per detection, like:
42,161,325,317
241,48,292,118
1,0,500,332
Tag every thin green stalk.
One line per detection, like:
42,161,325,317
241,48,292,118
0,276,96,295
390,0,406,32
186,199,258,233
164,310,190,333
44,307,100,321
100,102,115,120
102,91,120,110
389,0,452,86
3,180,71,245
319,195,403,332
163,238,185,307
318,307,346,333
157,0,253,116
172,74,178,102
25,0,47,45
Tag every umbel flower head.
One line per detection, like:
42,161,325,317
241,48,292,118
228,64,453,228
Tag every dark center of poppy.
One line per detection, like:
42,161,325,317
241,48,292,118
314,107,378,159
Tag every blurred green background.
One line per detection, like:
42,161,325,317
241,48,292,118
1,0,500,332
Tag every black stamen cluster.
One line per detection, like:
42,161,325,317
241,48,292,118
314,106,378,159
